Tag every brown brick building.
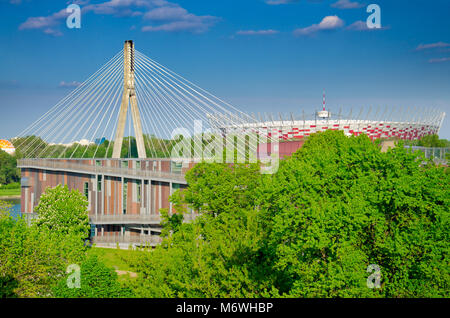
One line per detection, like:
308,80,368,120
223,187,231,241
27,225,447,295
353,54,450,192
18,158,195,247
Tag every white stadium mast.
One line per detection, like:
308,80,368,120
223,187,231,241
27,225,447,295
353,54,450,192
317,89,331,119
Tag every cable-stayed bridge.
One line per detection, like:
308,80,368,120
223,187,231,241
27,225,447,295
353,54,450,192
13,40,266,161
13,40,446,247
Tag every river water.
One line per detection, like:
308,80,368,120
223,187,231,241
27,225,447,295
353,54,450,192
2,198,21,219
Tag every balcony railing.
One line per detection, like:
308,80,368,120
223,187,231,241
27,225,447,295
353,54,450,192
90,213,197,225
22,211,198,226
90,214,162,225
17,159,187,183
91,234,162,246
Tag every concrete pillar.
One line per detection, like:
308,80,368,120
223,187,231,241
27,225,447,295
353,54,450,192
112,40,146,159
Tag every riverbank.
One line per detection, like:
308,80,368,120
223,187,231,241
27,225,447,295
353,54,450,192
0,188,20,199
0,192,21,200
0,195,20,200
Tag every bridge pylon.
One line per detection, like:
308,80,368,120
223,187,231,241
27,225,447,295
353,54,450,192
112,40,146,159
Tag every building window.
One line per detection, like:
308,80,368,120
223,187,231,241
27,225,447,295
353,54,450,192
122,161,128,168
84,182,89,199
123,179,128,214
97,175,102,192
96,160,101,167
137,181,141,203
136,161,141,169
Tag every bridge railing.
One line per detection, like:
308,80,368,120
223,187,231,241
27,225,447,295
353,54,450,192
17,158,187,183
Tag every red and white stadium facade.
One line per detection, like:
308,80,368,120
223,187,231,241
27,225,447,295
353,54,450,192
218,107,446,141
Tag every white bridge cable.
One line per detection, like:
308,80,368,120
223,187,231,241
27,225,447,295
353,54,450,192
135,51,275,146
134,53,270,158
91,76,123,159
43,59,122,158
13,51,122,149
32,55,123,158
23,57,120,159
22,52,123,158
136,52,250,130
134,70,173,156
67,60,124,158
135,50,256,124
134,64,212,157
134,60,250,160
18,54,122,157
57,57,123,158
134,80,171,157
135,61,231,160
75,65,124,159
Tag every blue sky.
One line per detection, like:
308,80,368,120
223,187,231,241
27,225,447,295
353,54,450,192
0,0,449,139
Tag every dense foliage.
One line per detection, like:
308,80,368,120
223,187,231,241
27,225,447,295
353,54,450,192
0,188,130,298
12,134,172,159
131,130,449,298
0,150,19,185
0,200,86,297
34,185,91,241
53,254,133,298
404,134,450,148
1,130,448,298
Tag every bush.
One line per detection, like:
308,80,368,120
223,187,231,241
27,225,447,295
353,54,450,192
34,184,90,240
0,200,86,297
53,254,134,298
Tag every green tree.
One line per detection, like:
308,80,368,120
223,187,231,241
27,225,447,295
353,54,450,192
34,185,90,240
53,254,133,298
130,130,449,298
417,134,449,148
260,130,449,297
0,150,20,185
0,200,86,298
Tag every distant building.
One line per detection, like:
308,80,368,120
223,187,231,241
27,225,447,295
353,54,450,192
95,137,106,145
0,139,15,155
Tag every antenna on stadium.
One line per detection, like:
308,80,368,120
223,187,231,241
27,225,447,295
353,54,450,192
317,89,331,119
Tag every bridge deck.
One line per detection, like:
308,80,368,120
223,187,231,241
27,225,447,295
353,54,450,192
17,158,187,184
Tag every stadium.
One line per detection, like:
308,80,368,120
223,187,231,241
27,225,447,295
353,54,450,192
213,103,446,142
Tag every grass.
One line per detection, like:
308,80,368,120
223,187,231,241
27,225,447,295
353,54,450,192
87,246,137,272
0,188,21,197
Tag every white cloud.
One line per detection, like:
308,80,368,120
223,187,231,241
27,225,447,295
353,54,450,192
142,3,219,33
265,0,299,4
19,0,219,35
331,0,364,9
416,42,450,51
142,19,217,33
346,20,368,30
143,6,188,20
236,29,279,35
18,8,68,36
83,0,155,17
59,81,82,88
293,15,344,36
428,57,450,63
